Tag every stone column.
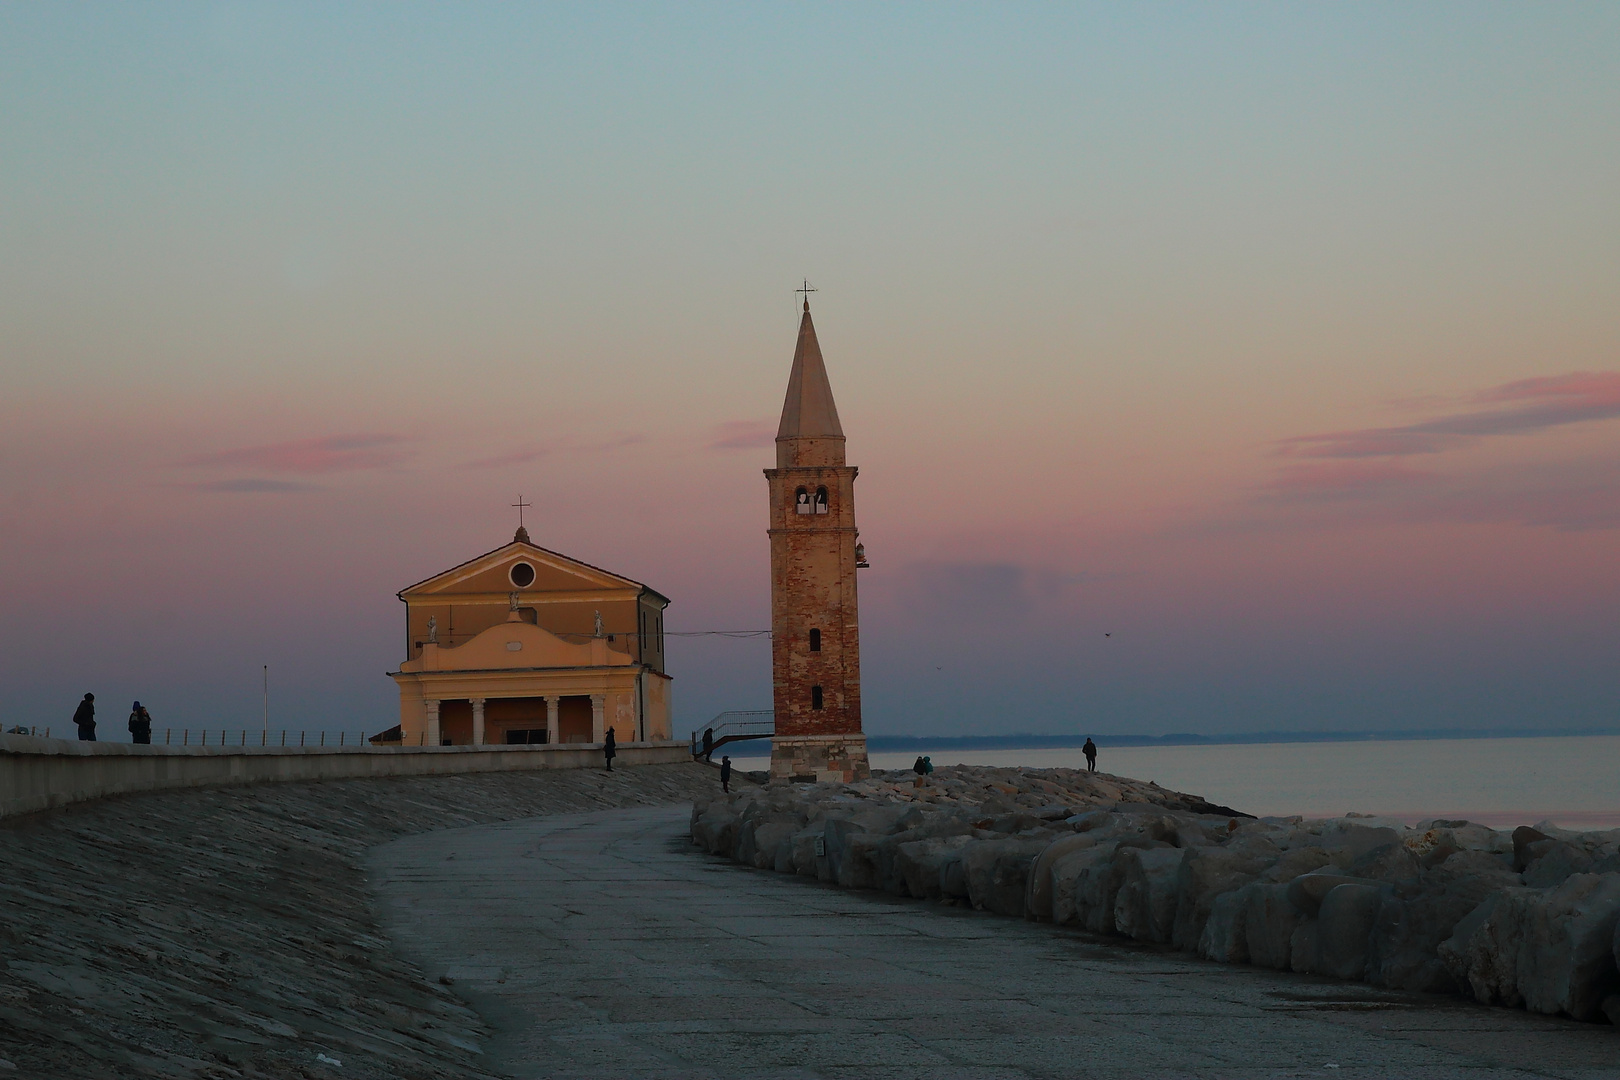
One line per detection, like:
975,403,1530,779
590,694,606,743
471,698,486,746
424,699,441,748
545,696,560,745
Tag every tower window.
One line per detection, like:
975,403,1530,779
811,685,824,710
509,561,536,588
795,487,813,514
815,486,829,514
809,628,821,652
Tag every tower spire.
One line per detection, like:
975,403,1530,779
776,296,844,467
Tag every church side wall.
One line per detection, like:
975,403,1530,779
0,733,691,821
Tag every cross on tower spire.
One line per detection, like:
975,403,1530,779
796,278,817,312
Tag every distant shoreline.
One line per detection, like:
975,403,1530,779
720,727,1620,758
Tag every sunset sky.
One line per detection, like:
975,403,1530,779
3,4,1618,739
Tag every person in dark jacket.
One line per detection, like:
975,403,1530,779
720,755,732,793
603,726,616,771
701,727,714,760
1083,737,1098,773
73,693,96,742
128,702,152,745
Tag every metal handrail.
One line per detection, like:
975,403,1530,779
691,710,774,756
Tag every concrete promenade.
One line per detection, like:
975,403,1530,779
371,805,1620,1080
0,731,689,818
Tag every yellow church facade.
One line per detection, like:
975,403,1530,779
388,527,672,747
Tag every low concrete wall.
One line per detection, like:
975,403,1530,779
0,732,693,819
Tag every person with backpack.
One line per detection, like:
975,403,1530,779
72,693,96,741
720,754,732,793
128,702,153,745
603,726,616,772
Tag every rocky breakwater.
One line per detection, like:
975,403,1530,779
690,765,1620,1029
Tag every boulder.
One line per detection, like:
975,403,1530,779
690,803,740,856
894,835,976,900
1198,882,1257,963
1069,844,1134,934
1522,841,1597,889
1113,846,1185,943
1314,883,1386,980
965,836,1053,917
1316,821,1404,865
1286,871,1384,917
748,820,799,870
1171,843,1278,950
1026,833,1105,922
1050,845,1117,926
1440,872,1620,1021
1367,849,1520,994
1345,842,1421,885
1244,883,1305,970
835,832,885,890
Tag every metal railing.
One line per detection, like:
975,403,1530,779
691,710,774,758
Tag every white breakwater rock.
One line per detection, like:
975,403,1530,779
690,765,1620,1028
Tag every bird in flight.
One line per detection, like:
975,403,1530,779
1104,632,1112,638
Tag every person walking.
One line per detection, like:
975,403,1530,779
603,726,616,772
1083,736,1098,773
128,701,152,745
72,693,96,742
701,727,714,761
720,754,732,794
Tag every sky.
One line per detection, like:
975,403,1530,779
2,3,1618,740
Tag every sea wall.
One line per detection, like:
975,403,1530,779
0,731,690,819
691,764,1620,1028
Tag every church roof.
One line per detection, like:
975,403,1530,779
776,301,845,441
398,530,669,604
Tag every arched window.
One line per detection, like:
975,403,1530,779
795,487,813,515
811,685,824,710
809,628,821,652
814,486,830,514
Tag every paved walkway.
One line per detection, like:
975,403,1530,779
368,805,1620,1080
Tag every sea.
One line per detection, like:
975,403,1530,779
864,734,1620,830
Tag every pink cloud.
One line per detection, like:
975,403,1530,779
458,435,647,470
181,434,412,474
1276,371,1620,460
1266,461,1430,495
707,420,776,451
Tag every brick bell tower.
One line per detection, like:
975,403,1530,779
766,296,870,782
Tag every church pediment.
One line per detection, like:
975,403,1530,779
398,618,634,673
399,539,661,601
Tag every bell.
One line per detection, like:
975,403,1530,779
854,542,870,569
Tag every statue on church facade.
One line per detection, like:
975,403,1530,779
427,615,438,644
594,610,605,637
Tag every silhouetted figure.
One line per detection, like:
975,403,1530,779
912,755,926,775
603,726,616,771
920,755,933,776
702,727,714,760
128,702,152,745
73,693,96,742
720,755,732,793
1083,737,1097,773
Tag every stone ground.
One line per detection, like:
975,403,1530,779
0,763,721,1079
372,804,1620,1080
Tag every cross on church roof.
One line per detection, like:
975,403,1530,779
796,278,817,312
511,495,532,529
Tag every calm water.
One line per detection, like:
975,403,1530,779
868,735,1620,829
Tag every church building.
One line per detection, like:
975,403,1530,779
766,297,871,781
388,528,672,747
